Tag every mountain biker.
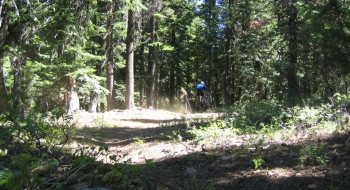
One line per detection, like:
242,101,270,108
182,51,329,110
196,80,207,107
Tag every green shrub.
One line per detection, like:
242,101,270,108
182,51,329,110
299,144,329,166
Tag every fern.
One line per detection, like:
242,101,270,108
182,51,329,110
0,170,21,190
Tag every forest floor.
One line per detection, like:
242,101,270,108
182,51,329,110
66,108,350,190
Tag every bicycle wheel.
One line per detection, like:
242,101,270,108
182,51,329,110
198,96,203,113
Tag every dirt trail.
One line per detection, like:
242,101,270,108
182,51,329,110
72,108,221,163
67,109,350,190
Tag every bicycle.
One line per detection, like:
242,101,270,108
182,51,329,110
198,95,205,113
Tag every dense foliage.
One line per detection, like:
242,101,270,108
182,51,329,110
0,0,349,113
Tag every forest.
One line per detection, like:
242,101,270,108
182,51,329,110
0,0,348,113
1,0,350,189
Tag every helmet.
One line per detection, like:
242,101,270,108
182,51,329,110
200,80,204,84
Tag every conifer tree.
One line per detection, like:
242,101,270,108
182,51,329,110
125,0,136,109
106,1,117,111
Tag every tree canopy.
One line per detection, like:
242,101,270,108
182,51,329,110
0,0,349,114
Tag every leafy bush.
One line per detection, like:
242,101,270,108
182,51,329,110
103,156,156,189
0,112,74,189
251,157,265,169
191,94,348,146
0,111,156,189
299,144,329,166
232,101,283,130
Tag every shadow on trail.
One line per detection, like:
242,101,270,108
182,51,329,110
70,112,350,190
73,119,212,147
124,132,350,190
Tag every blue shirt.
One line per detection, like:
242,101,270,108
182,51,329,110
196,83,206,91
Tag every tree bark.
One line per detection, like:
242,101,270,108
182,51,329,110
223,0,233,106
125,6,135,109
87,64,101,113
169,27,176,108
12,57,21,114
0,60,7,107
0,0,9,114
286,0,299,106
158,59,166,109
67,77,79,113
106,2,116,111
148,15,158,108
139,17,146,107
140,53,146,108
0,65,6,115
87,91,98,113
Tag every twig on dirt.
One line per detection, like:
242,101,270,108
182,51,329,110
67,163,88,181
64,148,80,179
179,142,195,153
53,127,70,153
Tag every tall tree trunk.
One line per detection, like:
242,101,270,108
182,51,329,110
169,27,176,107
0,60,7,113
0,0,9,114
88,65,102,113
139,34,146,107
206,0,219,105
275,1,284,101
125,6,135,109
254,60,266,101
22,59,34,117
66,77,79,113
158,59,166,109
286,0,299,106
138,11,146,108
87,91,98,113
224,0,233,106
148,15,158,109
106,2,116,111
12,57,21,114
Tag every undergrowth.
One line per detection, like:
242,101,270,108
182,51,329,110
0,111,155,189
191,93,350,141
